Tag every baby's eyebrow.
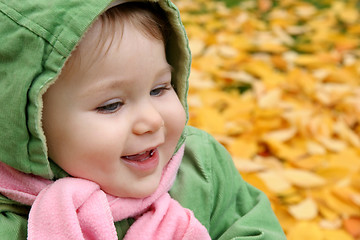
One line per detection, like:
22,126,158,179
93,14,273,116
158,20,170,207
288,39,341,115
80,65,173,98
80,79,127,98
156,64,173,78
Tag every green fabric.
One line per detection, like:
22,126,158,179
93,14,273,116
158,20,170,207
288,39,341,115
0,0,286,239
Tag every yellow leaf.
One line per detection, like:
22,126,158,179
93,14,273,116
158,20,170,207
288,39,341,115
337,6,359,24
271,54,288,71
226,35,253,51
295,54,323,67
188,69,215,90
334,120,360,147
234,158,266,173
317,166,351,184
283,169,327,188
333,35,359,51
257,43,288,53
195,107,226,135
343,217,360,239
317,137,347,153
323,229,354,240
292,155,326,171
241,173,273,198
262,72,287,88
286,68,317,95
217,45,238,58
189,38,205,57
243,60,274,79
273,205,297,233
258,170,292,193
277,188,303,205
263,127,297,142
288,197,318,220
287,221,323,240
319,218,342,230
328,148,360,172
308,115,333,138
257,89,282,108
264,140,305,162
306,140,327,155
351,173,360,191
321,189,360,216
255,120,285,134
318,204,339,221
332,185,360,207
326,68,359,85
295,5,317,19
228,138,257,159
273,25,294,46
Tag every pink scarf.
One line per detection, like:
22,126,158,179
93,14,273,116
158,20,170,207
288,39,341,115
0,145,211,240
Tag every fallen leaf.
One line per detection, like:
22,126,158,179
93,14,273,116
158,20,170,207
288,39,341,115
234,158,266,173
228,138,258,158
319,218,342,229
258,170,292,193
283,169,327,188
323,229,354,240
306,140,327,155
263,127,297,142
343,217,360,238
288,197,318,220
317,137,347,152
287,221,323,240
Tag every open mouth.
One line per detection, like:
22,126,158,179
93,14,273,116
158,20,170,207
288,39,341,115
121,148,160,171
121,149,156,162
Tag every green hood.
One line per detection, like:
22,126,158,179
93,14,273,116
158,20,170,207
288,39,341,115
0,0,191,179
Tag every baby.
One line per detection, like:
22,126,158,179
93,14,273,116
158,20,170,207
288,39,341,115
0,0,286,239
42,1,186,200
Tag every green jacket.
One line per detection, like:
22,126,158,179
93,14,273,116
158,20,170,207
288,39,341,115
0,0,286,239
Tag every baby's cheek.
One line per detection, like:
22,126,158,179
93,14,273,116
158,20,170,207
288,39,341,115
172,104,186,139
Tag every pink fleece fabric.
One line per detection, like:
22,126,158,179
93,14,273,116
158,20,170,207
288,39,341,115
0,145,211,240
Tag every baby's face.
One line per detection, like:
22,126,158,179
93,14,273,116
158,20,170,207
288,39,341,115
42,19,186,198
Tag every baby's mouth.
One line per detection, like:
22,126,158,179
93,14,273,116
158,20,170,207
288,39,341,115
121,148,160,171
122,149,156,162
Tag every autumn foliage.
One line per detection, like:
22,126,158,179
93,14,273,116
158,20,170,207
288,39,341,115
174,0,360,239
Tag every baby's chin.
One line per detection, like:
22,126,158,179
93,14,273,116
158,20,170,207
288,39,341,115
101,179,161,199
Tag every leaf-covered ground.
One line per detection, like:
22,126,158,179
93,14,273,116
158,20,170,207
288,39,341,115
174,0,360,239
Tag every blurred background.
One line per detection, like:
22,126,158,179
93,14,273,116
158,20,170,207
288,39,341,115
173,0,360,239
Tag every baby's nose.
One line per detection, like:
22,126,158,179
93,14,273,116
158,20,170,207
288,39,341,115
132,103,164,135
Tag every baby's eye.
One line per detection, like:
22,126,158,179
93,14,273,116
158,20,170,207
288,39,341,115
150,85,171,96
96,101,123,113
